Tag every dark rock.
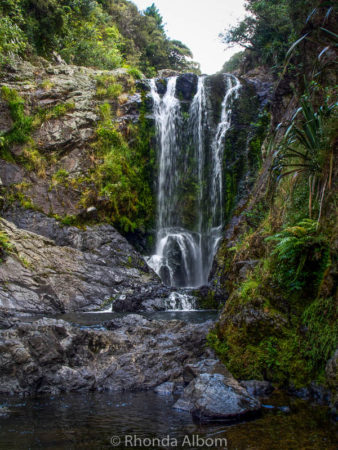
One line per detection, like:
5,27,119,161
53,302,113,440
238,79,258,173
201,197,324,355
326,350,337,388
121,93,142,117
0,316,212,395
236,260,260,280
0,406,10,418
155,79,167,96
309,383,331,404
175,73,198,102
288,383,331,404
0,310,24,329
288,386,310,400
113,285,171,313
136,79,151,93
154,382,175,395
0,100,12,134
0,161,24,186
183,359,233,384
0,214,159,314
173,373,261,423
326,350,338,416
158,69,180,78
240,380,274,398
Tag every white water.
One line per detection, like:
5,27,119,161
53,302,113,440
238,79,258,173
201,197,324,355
164,292,197,311
147,74,241,291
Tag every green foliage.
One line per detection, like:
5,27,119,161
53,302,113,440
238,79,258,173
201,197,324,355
274,88,336,180
272,83,337,221
33,102,75,127
0,230,13,263
126,67,143,80
53,169,69,184
267,219,330,295
0,86,76,173
302,296,338,376
60,215,78,226
95,74,123,99
83,99,155,232
0,86,33,148
221,0,320,70
0,0,198,75
0,16,27,64
248,109,270,172
222,51,245,73
208,293,337,386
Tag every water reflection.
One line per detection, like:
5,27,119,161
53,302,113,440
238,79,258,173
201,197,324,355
0,391,336,449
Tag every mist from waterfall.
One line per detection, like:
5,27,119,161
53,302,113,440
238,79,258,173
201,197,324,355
147,74,241,288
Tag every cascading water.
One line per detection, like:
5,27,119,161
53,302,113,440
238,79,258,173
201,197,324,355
147,74,241,289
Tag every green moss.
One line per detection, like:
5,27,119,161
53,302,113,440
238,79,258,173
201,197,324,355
60,215,78,226
126,67,143,80
33,102,75,126
0,86,71,173
52,169,70,186
0,230,13,263
302,297,338,379
95,74,124,100
248,109,270,173
208,226,336,387
78,94,156,234
0,86,33,153
193,289,221,310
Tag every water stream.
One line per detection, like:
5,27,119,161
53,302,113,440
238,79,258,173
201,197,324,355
0,391,335,449
147,74,241,288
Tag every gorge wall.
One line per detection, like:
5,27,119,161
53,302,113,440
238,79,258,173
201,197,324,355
0,58,266,313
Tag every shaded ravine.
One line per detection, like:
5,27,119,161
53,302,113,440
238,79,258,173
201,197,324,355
147,74,241,288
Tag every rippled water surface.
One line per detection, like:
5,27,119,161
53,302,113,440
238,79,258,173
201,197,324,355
0,391,336,449
24,310,219,328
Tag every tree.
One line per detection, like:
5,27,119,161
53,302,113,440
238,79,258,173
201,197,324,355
221,0,319,69
144,3,164,32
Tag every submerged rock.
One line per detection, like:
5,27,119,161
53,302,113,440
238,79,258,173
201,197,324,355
240,380,274,398
0,406,10,418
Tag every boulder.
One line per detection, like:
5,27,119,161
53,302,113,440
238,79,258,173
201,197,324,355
0,215,158,314
174,372,261,423
183,359,233,384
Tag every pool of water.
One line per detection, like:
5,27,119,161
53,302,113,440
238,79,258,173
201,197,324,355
0,391,336,449
23,310,218,329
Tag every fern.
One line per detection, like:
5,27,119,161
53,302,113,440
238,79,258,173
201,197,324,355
266,219,330,295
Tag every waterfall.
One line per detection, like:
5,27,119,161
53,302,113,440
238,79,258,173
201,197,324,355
147,74,240,288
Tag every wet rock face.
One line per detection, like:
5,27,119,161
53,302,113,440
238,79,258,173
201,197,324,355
0,316,212,395
0,215,158,314
112,285,172,312
175,73,198,102
173,360,261,423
